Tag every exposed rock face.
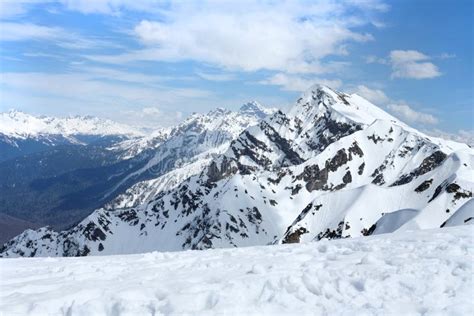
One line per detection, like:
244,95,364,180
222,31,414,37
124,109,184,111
391,151,447,186
282,227,308,244
415,179,433,192
2,84,473,258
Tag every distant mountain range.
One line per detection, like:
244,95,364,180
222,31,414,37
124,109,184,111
1,86,472,257
0,110,144,162
0,103,273,242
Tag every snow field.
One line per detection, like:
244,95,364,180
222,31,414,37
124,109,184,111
1,226,472,315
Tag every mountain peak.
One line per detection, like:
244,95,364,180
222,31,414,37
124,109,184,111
207,107,231,116
2,83,473,259
0,111,144,138
239,101,263,111
307,83,335,94
288,83,405,129
239,101,276,119
5,109,29,119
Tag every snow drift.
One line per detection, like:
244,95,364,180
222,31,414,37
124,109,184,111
0,226,472,315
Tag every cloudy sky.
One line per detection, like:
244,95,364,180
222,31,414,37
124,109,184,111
0,0,472,139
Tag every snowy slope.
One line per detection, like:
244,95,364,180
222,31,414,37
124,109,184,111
0,104,273,239
107,154,215,209
101,104,275,208
0,226,472,315
1,85,472,257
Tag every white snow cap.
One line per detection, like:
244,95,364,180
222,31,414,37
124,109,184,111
239,101,277,119
0,110,144,138
289,83,405,127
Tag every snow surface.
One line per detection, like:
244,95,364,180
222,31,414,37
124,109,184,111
443,199,474,227
1,226,472,315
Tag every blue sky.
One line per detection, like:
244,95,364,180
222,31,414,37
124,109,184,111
0,0,472,140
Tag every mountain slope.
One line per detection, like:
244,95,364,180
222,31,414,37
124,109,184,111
0,106,270,242
102,104,275,208
1,85,472,257
0,213,40,244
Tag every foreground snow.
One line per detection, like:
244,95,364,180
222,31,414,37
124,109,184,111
1,226,473,315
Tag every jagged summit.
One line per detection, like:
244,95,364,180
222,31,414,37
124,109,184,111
288,84,403,127
103,102,277,205
239,101,276,119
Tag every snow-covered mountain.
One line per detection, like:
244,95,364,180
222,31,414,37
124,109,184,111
104,103,276,204
0,110,145,162
0,110,143,139
1,85,472,257
0,104,273,244
0,111,153,238
239,100,278,119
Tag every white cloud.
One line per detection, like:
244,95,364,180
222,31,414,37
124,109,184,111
349,84,440,126
142,107,161,115
76,66,167,84
86,1,384,74
0,72,212,102
438,53,456,59
346,0,390,11
0,71,213,127
388,103,438,125
389,50,441,79
0,0,52,19
23,52,65,59
0,21,120,50
259,73,342,92
0,22,65,41
58,0,164,15
425,129,474,146
352,85,390,104
196,72,236,82
120,107,183,128
365,55,387,64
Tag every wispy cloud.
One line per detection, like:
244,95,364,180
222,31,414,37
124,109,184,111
0,22,65,41
58,0,165,15
23,52,66,59
0,71,213,127
0,0,51,19
120,106,183,129
0,22,122,51
352,85,390,104
76,66,166,85
425,129,474,146
0,0,166,19
438,53,456,59
350,85,439,125
364,55,387,64
389,50,441,79
388,103,438,124
85,1,385,75
259,73,342,92
195,71,236,82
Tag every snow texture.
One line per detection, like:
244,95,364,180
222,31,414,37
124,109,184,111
0,226,472,315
